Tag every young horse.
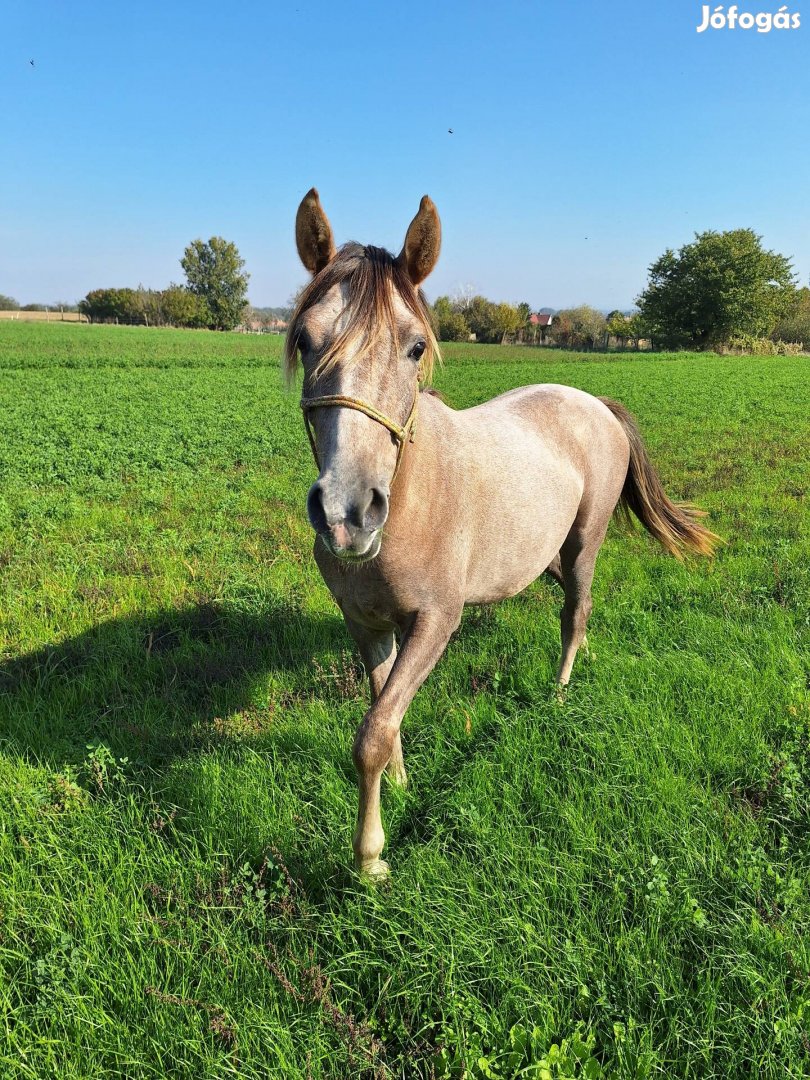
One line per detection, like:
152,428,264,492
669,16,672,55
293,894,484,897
286,188,718,879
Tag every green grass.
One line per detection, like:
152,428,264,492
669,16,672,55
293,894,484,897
1,322,808,1078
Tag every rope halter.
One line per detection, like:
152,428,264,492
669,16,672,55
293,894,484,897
299,392,418,482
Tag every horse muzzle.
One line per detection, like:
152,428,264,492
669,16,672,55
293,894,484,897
307,480,388,562
321,525,383,563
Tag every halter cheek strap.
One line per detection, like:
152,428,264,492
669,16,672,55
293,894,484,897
300,392,418,481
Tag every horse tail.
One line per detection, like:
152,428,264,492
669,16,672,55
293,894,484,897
599,397,721,559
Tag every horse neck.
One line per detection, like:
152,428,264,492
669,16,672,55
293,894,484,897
387,390,446,522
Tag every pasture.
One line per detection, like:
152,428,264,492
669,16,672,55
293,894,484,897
0,322,808,1078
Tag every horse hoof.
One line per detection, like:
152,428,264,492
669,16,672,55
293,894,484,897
357,858,391,883
555,683,568,706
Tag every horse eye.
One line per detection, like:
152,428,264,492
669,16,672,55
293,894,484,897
409,340,426,361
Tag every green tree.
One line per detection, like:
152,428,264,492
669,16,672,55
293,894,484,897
626,312,650,349
432,296,469,342
491,302,522,343
516,301,532,341
181,237,250,331
465,296,498,342
131,286,157,326
0,294,19,310
78,288,140,323
773,286,810,346
160,284,209,328
549,309,573,348
606,310,630,347
550,305,607,350
638,229,796,350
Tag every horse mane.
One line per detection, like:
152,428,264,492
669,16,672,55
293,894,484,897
283,242,439,386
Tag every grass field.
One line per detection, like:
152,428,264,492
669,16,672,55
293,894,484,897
1,322,808,1079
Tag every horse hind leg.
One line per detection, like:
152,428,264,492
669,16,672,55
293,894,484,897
543,550,592,685
556,530,598,687
544,553,564,587
386,732,407,787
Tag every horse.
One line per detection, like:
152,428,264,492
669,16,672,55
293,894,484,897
285,188,719,879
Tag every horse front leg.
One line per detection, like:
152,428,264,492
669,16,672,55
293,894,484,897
351,608,461,879
343,617,406,787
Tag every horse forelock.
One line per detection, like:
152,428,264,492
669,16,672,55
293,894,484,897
284,243,439,386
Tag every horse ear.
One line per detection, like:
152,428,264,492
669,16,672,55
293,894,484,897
398,195,441,285
295,188,336,275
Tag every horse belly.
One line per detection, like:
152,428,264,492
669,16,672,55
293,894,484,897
462,453,582,605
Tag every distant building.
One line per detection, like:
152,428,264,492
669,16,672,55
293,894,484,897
529,312,554,344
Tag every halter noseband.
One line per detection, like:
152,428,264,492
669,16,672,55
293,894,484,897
299,392,418,482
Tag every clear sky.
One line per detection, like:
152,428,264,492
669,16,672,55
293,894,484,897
2,0,808,310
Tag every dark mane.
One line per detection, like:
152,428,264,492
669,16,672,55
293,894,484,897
283,242,438,385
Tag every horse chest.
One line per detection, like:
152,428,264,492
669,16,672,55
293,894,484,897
336,583,408,632
315,543,411,630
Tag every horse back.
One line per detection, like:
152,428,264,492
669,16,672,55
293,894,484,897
417,385,630,604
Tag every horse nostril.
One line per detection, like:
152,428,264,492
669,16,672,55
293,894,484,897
363,487,389,531
306,482,328,533
310,483,389,536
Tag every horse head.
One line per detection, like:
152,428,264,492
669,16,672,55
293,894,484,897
286,189,441,562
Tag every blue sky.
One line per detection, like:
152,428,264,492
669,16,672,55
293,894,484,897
2,0,808,309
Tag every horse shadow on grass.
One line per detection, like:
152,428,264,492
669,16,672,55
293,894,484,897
1,592,563,896
0,598,366,890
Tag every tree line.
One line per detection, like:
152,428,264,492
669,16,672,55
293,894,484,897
4,226,808,349
433,294,617,349
432,229,809,352
0,296,79,313
78,237,250,330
